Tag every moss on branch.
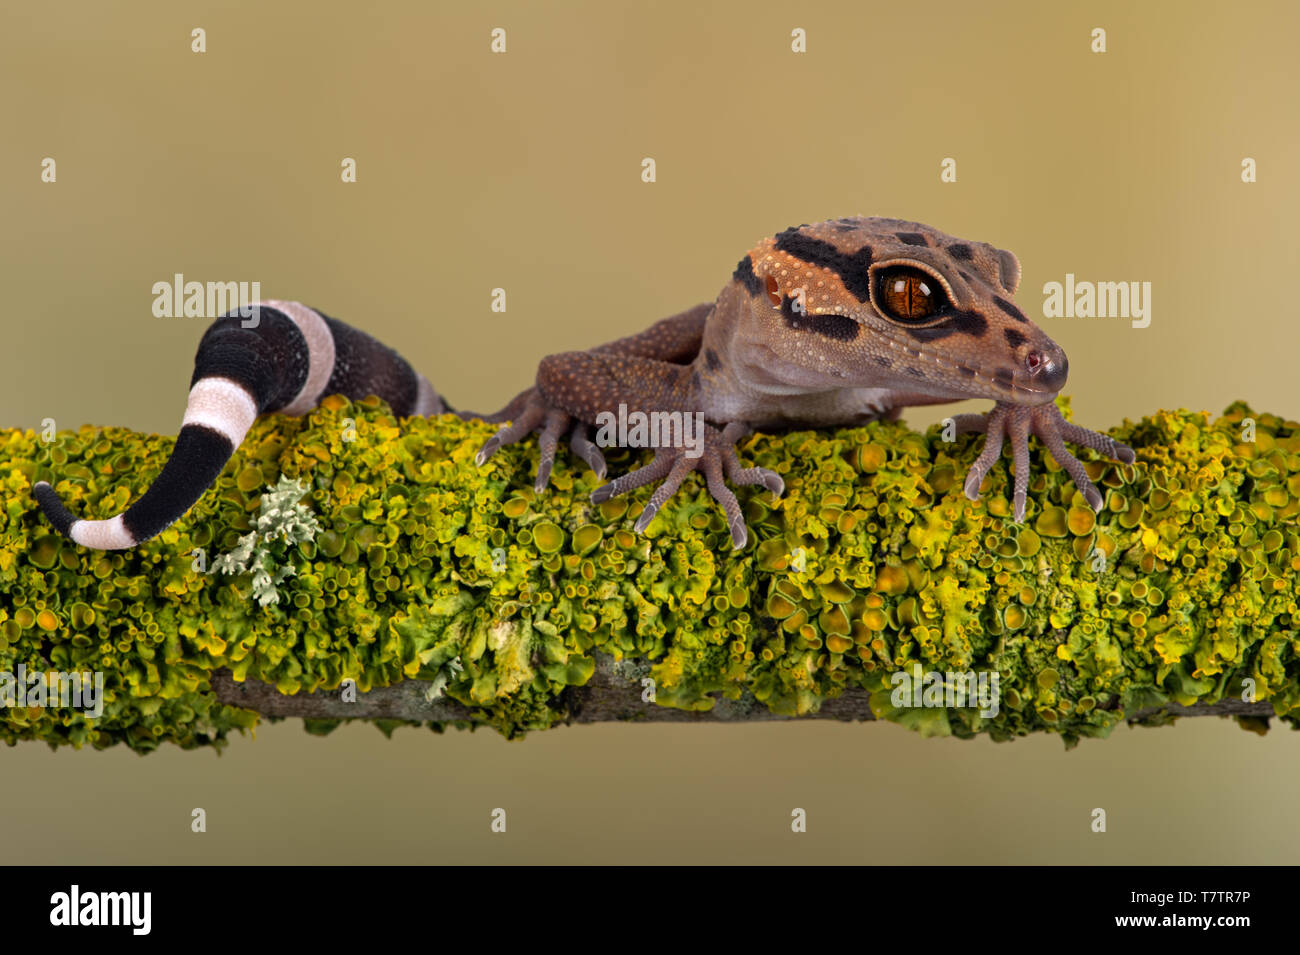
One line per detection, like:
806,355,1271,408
1,395,1297,752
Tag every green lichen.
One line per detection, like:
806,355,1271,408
0,393,1297,751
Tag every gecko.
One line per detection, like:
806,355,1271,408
33,216,1135,552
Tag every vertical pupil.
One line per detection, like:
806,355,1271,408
911,279,932,317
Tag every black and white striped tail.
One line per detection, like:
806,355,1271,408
34,300,446,550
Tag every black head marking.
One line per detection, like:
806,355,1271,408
872,354,893,369
894,232,929,246
899,308,988,343
704,348,721,371
947,244,973,261
956,364,977,378
733,255,762,296
904,365,926,379
993,295,1029,324
773,228,874,302
1003,328,1028,349
780,296,859,341
958,270,974,283
993,367,1016,391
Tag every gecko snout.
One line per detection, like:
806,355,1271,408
1024,346,1069,393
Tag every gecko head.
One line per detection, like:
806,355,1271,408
736,216,1068,405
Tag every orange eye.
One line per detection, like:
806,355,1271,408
874,266,949,323
765,274,782,307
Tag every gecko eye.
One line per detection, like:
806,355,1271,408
873,266,951,324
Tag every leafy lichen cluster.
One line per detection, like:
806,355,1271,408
209,474,321,607
0,395,1297,752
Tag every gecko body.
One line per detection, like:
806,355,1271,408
35,217,1134,551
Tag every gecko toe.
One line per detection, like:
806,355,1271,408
568,424,608,478
532,410,569,492
589,423,776,548
723,458,784,498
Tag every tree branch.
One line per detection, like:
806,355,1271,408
210,658,1277,726
3,396,1297,751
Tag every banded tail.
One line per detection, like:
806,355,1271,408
34,301,446,550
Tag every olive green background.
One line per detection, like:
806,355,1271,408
2,0,1297,864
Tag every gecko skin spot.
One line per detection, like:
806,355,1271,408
773,228,874,302
900,308,988,342
872,354,893,368
704,348,721,371
894,232,929,246
780,297,859,341
957,365,977,378
1004,328,1028,349
993,367,1017,390
904,365,926,379
993,295,1029,324
958,270,974,283
947,244,973,260
690,370,702,391
733,255,763,296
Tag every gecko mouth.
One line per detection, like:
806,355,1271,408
896,343,1068,404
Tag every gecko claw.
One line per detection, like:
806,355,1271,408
568,423,608,478
633,505,659,533
962,400,1133,523
476,391,772,547
475,393,606,491
586,423,777,548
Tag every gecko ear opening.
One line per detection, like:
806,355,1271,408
997,249,1021,295
764,274,782,308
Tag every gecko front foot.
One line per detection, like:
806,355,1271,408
952,401,1135,523
475,388,609,492
589,422,784,550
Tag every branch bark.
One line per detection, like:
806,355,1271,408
210,658,1277,727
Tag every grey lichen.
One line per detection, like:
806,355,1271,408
211,475,321,607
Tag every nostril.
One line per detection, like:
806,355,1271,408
1028,350,1069,391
